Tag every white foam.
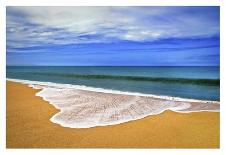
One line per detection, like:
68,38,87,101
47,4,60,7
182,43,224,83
7,78,220,128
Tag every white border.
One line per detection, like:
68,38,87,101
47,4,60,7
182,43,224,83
0,1,6,154
2,0,222,6
3,0,222,6
1,0,225,155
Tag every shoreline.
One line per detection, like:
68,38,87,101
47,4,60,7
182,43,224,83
7,78,220,129
6,81,220,148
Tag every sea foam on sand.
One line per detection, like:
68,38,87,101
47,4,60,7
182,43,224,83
7,78,220,128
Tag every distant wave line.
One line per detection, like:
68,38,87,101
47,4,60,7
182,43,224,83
27,72,220,86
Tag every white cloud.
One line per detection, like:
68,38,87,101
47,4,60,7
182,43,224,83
7,6,219,49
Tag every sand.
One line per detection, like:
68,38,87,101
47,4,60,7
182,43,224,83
6,81,220,148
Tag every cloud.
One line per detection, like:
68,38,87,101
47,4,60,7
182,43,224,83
7,6,219,50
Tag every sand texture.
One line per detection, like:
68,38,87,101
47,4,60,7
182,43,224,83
6,81,220,148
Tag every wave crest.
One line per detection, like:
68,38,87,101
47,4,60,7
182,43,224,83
31,72,220,86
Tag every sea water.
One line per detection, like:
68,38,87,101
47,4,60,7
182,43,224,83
6,66,219,101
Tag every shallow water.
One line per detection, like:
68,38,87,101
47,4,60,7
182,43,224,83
7,78,220,128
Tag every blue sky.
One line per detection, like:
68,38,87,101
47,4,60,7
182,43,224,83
6,6,220,66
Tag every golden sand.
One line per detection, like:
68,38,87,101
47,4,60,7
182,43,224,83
6,81,220,148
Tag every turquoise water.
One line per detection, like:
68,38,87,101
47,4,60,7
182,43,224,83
6,66,220,101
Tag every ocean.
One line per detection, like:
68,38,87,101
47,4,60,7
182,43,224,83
6,66,220,101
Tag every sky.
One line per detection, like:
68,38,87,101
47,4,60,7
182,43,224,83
6,6,220,66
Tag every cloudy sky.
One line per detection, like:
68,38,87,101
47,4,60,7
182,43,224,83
6,6,219,66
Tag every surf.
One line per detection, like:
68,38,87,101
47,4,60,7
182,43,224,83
7,78,220,128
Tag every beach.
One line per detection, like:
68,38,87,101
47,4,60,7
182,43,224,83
6,81,220,148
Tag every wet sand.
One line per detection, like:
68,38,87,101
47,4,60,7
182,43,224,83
6,81,220,148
